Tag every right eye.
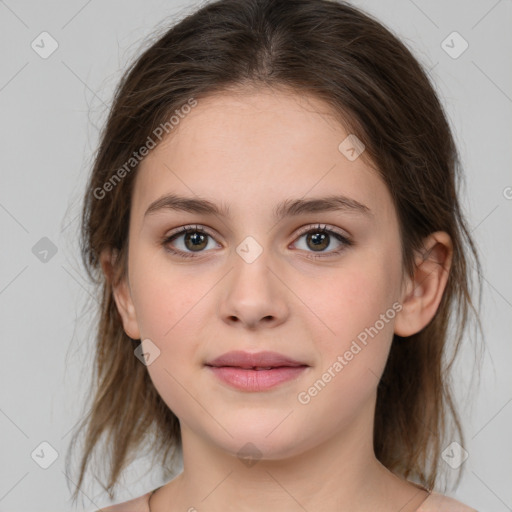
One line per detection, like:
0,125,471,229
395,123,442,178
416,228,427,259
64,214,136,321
162,224,220,258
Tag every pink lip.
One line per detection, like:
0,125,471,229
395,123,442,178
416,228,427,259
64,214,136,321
206,350,307,368
205,350,309,391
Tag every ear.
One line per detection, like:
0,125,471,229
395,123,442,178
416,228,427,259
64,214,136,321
394,231,453,337
100,248,141,340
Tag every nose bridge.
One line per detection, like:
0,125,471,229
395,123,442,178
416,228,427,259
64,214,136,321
220,234,288,327
231,234,275,301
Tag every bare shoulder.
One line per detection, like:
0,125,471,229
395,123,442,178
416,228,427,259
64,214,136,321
93,490,152,512
418,491,479,512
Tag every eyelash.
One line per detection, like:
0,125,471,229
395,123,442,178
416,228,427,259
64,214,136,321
161,223,353,260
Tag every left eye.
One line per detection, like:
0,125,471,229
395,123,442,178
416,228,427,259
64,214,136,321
162,223,352,259
292,224,351,256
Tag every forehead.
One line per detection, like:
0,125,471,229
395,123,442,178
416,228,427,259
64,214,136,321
131,88,391,223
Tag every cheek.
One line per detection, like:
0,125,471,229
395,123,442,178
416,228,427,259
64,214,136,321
129,248,203,340
299,250,401,382
129,259,207,418
294,268,398,424
128,250,218,381
307,261,399,340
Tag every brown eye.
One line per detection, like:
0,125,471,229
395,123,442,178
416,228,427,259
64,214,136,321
305,231,330,251
163,225,219,257
182,231,208,251
293,224,353,259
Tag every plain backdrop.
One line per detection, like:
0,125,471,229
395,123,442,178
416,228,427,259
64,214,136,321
0,1,511,511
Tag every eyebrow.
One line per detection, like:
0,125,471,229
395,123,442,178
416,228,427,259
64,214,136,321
143,193,372,221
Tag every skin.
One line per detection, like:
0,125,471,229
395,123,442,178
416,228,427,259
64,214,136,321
102,86,453,512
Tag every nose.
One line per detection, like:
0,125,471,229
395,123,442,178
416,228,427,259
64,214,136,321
219,246,289,330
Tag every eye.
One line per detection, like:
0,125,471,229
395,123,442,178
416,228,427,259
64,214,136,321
162,224,220,258
292,223,352,259
162,223,352,259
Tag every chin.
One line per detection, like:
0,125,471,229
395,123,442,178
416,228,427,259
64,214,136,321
211,423,312,462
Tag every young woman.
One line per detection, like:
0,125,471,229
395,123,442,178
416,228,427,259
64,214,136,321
68,1,482,510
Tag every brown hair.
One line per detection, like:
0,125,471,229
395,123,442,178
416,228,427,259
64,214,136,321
67,0,483,504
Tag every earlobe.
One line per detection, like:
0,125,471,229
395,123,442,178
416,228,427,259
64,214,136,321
99,249,141,340
394,231,453,337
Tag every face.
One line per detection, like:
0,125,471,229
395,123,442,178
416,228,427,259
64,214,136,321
114,87,408,460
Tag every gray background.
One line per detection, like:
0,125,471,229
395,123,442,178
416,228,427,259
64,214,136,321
0,0,511,511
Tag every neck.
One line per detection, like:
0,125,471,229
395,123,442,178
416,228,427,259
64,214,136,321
150,395,429,512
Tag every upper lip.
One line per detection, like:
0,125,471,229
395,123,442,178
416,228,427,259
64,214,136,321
205,350,308,369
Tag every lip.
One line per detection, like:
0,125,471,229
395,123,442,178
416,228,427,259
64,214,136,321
206,350,307,369
205,350,309,391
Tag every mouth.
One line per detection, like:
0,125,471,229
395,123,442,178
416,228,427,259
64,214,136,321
205,351,310,391
205,350,308,368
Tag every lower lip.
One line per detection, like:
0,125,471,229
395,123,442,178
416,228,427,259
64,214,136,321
207,365,308,391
